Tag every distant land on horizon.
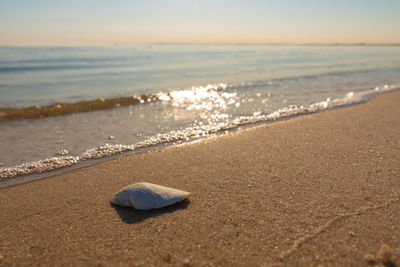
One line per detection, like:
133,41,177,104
133,42,400,47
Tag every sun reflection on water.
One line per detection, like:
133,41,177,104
158,83,237,112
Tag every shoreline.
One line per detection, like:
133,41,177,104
0,90,399,266
0,99,372,187
2,87,398,184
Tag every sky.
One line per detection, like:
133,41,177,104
1,0,400,46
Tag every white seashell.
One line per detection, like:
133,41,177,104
111,182,190,210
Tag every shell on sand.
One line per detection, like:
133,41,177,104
111,182,190,210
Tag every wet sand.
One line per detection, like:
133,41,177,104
0,91,399,266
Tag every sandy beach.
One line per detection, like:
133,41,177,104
0,90,399,266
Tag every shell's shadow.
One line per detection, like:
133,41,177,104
111,199,191,224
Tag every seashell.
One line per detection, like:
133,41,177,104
111,182,190,210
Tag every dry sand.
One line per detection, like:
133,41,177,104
0,91,399,266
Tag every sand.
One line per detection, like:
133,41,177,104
0,91,399,266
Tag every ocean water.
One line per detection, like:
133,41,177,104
0,45,400,183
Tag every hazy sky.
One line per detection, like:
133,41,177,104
1,0,400,46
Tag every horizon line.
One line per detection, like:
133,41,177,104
2,42,400,47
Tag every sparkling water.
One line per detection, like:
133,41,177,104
1,45,399,181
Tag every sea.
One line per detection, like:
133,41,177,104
1,45,400,185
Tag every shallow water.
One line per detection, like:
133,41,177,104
0,45,400,180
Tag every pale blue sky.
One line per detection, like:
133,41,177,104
1,0,399,45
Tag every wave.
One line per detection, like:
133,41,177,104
1,84,398,181
0,93,160,122
0,64,101,73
